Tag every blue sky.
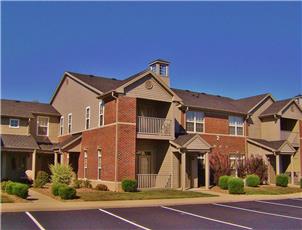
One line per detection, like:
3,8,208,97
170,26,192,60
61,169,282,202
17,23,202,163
2,1,301,103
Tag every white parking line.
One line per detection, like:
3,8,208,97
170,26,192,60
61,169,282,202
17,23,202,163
25,212,46,230
99,209,151,230
256,200,302,209
214,203,302,221
161,206,252,230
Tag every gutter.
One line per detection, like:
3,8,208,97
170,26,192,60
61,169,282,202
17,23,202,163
111,92,119,191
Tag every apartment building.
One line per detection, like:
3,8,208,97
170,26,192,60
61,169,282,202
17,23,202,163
1,59,301,191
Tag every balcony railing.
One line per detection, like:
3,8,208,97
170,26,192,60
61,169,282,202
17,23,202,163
137,116,172,136
137,174,172,189
280,130,300,145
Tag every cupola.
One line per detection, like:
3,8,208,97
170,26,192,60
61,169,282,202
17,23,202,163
148,59,170,86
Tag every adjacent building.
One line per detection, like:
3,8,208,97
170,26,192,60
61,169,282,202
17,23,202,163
1,59,301,190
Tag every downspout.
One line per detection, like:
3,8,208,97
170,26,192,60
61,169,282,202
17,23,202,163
112,92,119,191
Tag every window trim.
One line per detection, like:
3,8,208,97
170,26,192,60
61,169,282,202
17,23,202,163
59,116,64,135
99,100,105,127
228,116,244,136
67,113,72,134
186,111,205,134
84,150,88,179
36,116,49,136
9,118,20,128
97,149,102,180
85,106,91,130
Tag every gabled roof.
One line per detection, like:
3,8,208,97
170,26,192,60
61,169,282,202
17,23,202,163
260,98,302,118
55,133,82,150
1,99,60,118
172,88,246,115
231,93,273,113
1,134,39,150
171,134,211,151
248,138,296,153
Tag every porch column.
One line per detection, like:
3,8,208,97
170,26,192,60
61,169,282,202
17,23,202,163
291,154,294,185
66,153,70,165
54,152,58,165
276,154,280,175
181,152,186,190
32,149,37,180
205,152,210,190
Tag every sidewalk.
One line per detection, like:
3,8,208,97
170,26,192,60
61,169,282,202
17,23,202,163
1,189,301,213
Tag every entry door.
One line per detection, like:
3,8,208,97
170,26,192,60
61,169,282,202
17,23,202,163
139,155,151,174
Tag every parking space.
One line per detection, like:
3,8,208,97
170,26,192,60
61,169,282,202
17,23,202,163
1,199,302,230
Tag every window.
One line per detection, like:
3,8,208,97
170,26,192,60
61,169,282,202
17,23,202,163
186,111,205,133
9,119,19,128
150,64,156,73
99,100,105,127
84,151,88,179
37,116,49,136
229,154,245,177
68,113,72,134
159,64,168,76
229,116,244,136
97,149,102,180
85,107,90,130
59,117,64,135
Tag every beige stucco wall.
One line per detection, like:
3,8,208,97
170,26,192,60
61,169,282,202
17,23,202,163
248,97,274,139
247,142,272,158
51,76,100,135
282,103,302,120
261,117,281,140
0,117,29,135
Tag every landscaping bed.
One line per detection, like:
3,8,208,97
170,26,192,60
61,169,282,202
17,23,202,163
0,192,27,203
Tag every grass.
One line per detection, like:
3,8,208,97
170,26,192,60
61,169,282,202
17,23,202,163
0,193,14,203
245,186,302,195
78,189,216,201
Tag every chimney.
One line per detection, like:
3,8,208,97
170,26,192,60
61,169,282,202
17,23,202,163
148,59,170,86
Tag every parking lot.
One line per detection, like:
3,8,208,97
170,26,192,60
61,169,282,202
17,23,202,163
2,198,302,230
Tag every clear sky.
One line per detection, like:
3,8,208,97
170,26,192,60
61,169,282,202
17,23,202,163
2,1,301,103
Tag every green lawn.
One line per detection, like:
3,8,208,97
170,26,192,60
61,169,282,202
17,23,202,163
245,186,302,195
0,193,14,203
78,189,216,201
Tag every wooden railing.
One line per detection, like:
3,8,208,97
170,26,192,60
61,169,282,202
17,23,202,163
281,131,300,145
137,116,172,136
137,174,172,189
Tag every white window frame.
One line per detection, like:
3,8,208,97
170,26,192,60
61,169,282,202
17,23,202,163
99,100,105,127
229,116,244,136
186,111,205,133
84,151,88,179
97,149,102,180
36,116,49,136
85,106,91,130
59,116,64,135
68,113,72,134
9,118,20,128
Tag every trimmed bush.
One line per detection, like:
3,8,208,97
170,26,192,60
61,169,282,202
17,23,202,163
246,174,260,187
122,179,137,192
5,181,15,195
82,179,92,188
72,179,82,189
33,171,49,188
276,174,289,187
50,164,73,185
51,183,65,196
12,183,29,199
58,185,76,200
1,181,10,191
228,178,245,194
218,176,231,190
95,184,108,191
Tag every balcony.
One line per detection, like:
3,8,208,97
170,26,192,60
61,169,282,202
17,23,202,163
137,116,172,139
137,174,172,189
281,130,300,147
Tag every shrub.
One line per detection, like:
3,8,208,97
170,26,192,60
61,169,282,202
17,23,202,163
122,179,137,192
218,176,231,190
1,181,10,191
72,178,82,189
82,179,92,188
245,155,268,184
49,164,73,185
33,171,49,188
5,181,15,195
209,152,232,184
276,174,289,187
246,174,260,187
228,178,245,194
12,183,29,199
95,184,108,191
51,183,64,196
58,185,76,200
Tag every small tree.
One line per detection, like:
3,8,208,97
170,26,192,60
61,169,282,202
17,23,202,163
245,155,268,184
49,164,74,185
209,152,232,184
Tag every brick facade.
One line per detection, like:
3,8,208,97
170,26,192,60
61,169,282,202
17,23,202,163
204,112,229,134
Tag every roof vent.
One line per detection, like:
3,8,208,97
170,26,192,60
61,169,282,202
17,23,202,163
15,100,21,103
111,78,117,81
185,90,191,92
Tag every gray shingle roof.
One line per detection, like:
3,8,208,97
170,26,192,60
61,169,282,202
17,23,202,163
260,99,292,117
232,93,270,113
249,138,286,151
1,134,39,150
173,134,197,146
1,99,60,118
